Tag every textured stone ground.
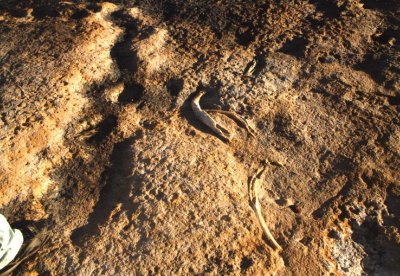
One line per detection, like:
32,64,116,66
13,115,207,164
0,0,399,274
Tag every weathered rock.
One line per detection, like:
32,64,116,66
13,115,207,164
0,0,399,274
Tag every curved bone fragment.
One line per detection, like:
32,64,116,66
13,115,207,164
248,160,282,251
205,109,256,137
191,91,232,141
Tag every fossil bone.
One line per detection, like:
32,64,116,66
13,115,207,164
244,59,257,76
205,109,256,137
248,160,282,251
191,91,232,141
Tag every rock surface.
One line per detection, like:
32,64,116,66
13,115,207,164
0,0,399,274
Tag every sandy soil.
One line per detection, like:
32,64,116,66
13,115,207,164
0,0,399,274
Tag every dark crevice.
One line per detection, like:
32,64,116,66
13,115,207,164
87,115,118,144
313,180,354,219
372,28,399,45
167,78,184,97
387,94,400,106
110,9,140,73
71,9,90,20
163,0,178,21
354,53,392,85
288,204,301,214
309,0,343,19
360,0,400,11
86,3,102,13
253,53,267,76
279,36,309,58
240,256,253,271
110,35,139,73
71,131,144,247
9,8,27,18
235,24,256,47
109,9,145,105
32,6,59,19
118,83,144,104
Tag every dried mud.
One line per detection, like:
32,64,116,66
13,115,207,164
0,0,399,274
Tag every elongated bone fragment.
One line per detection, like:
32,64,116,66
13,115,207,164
244,59,257,76
248,160,282,251
205,109,256,137
191,91,231,141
